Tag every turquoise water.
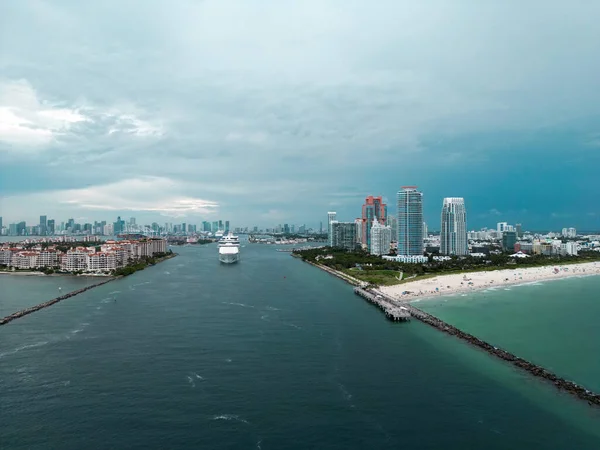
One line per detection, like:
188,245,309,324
417,276,600,392
1,244,599,449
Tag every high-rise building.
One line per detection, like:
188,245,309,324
218,220,223,231
39,215,47,235
47,219,55,235
355,218,363,245
516,223,523,238
0,216,3,232
397,186,424,256
212,221,218,232
387,215,397,242
502,231,518,252
113,216,125,234
225,221,230,233
370,217,392,256
320,221,323,234
327,212,337,246
440,198,468,256
203,221,211,232
331,221,357,251
497,222,508,233
361,196,387,252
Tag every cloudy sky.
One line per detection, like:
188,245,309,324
1,0,600,230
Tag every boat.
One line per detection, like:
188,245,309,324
218,233,240,264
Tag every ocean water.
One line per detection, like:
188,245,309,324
0,274,101,316
1,244,599,449
417,275,600,392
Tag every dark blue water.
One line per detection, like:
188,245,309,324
1,244,599,449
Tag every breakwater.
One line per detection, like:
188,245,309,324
301,261,600,407
0,278,118,326
371,288,600,407
354,287,410,321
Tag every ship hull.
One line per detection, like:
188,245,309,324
219,253,240,264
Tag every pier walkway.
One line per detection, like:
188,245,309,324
353,287,410,322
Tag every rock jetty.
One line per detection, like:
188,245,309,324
0,278,117,326
373,289,600,407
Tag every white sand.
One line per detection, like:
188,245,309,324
379,262,600,302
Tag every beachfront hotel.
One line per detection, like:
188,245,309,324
440,197,468,256
397,186,424,256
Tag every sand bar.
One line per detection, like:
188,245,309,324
379,262,600,302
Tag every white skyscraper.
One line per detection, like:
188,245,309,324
370,217,392,256
497,222,508,233
441,198,468,256
327,212,337,246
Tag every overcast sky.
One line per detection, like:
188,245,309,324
1,0,600,230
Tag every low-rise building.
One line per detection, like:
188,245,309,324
383,255,429,264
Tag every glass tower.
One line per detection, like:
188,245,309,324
397,186,423,256
440,197,468,256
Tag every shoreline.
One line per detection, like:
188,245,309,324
296,257,600,408
0,253,177,326
0,253,177,278
0,271,112,277
379,262,600,303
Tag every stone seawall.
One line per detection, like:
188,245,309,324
376,290,600,407
297,258,600,407
0,278,118,326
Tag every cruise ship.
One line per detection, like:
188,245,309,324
218,233,240,264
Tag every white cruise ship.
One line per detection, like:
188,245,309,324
218,233,240,264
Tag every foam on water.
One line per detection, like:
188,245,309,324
212,414,249,424
222,302,254,308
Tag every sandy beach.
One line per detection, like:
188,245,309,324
379,262,600,302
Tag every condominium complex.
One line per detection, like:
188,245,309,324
0,238,167,273
361,196,387,252
397,186,424,256
370,218,392,256
440,197,468,256
330,221,357,251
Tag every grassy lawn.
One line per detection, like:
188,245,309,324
342,269,440,286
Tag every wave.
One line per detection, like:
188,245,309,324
0,340,50,359
108,291,121,295
194,373,203,380
222,302,254,308
186,376,195,388
261,314,269,321
212,414,249,424
285,323,302,330
265,306,281,311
